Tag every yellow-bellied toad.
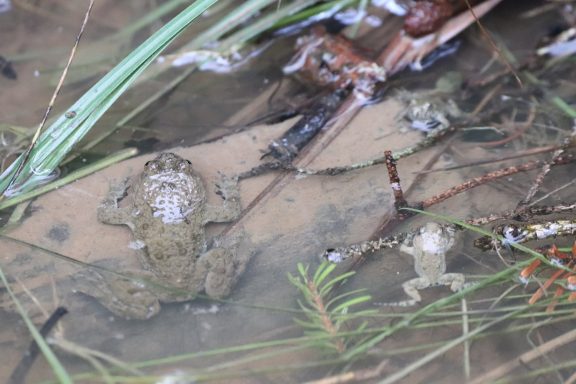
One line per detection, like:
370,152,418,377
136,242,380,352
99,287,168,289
82,152,246,319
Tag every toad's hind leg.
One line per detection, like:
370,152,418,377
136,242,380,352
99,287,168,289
378,277,431,307
196,233,249,299
438,273,465,292
75,268,161,320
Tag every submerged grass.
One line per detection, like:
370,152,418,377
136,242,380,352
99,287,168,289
0,0,359,208
2,2,575,383
0,265,72,384
5,205,572,382
287,261,376,355
23,233,572,383
64,263,560,383
0,0,218,198
0,148,137,212
53,220,568,382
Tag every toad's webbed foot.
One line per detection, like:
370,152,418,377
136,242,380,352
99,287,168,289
97,178,131,225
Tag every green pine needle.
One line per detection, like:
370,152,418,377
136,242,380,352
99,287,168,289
288,261,376,356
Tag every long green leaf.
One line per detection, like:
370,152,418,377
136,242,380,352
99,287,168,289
0,0,217,197
0,266,72,383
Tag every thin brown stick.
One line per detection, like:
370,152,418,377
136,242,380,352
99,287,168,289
463,0,523,88
480,103,536,148
469,328,576,384
467,203,576,226
370,136,455,240
303,360,389,384
420,155,576,209
4,0,95,195
566,370,576,384
516,131,576,212
418,144,568,174
470,83,502,117
385,151,408,211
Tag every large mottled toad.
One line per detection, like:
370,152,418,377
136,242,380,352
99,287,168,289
81,152,247,319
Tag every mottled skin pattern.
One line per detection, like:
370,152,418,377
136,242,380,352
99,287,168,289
395,222,464,306
396,91,460,133
83,152,245,319
323,222,465,306
404,99,451,132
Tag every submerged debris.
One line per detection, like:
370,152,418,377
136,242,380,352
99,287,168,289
537,27,576,57
0,0,11,14
520,243,576,312
404,0,454,37
0,56,16,80
475,220,576,251
240,26,388,179
265,90,348,162
283,26,386,100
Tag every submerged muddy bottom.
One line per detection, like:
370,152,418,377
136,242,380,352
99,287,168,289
1,0,576,383
2,95,569,383
1,99,431,379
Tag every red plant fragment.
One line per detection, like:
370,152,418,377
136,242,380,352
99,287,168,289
404,0,454,37
521,242,576,312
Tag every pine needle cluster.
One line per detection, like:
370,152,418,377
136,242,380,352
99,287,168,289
287,261,376,355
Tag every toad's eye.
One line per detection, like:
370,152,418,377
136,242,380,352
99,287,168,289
186,159,192,164
145,160,159,171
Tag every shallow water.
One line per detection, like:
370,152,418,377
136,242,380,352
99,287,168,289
1,1,576,383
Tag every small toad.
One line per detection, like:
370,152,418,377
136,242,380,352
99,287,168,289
322,222,465,306
81,152,247,319
395,222,464,306
396,90,460,133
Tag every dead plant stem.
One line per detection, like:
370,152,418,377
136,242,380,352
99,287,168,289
463,0,523,87
469,328,576,384
307,279,346,354
420,155,576,209
3,0,95,195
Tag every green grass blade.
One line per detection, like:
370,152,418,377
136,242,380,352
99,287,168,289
0,266,72,383
325,289,371,308
0,0,217,197
0,148,137,211
219,0,321,51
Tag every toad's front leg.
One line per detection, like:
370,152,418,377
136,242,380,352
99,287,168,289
97,178,132,225
204,173,241,224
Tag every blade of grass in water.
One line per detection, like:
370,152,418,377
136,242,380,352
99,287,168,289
138,0,320,85
0,266,72,383
0,148,138,211
0,0,217,198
